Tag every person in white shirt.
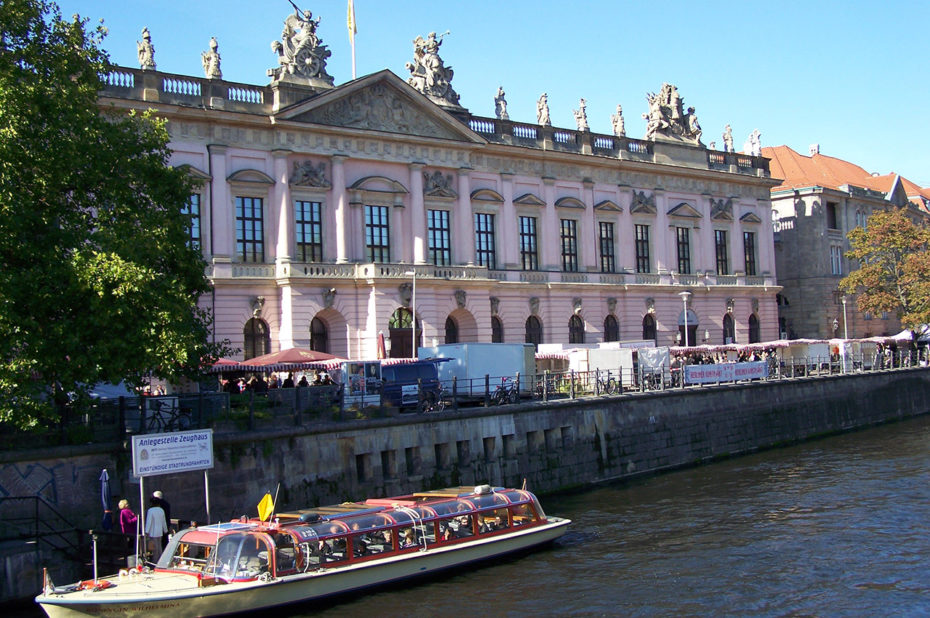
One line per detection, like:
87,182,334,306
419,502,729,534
145,497,168,562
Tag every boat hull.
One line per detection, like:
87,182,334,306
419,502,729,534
38,517,570,618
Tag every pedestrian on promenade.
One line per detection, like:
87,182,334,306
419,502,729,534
153,490,171,548
118,499,138,552
145,497,168,562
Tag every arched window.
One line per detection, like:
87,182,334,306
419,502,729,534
243,318,270,360
642,314,656,342
445,316,458,344
310,317,329,353
388,308,420,358
604,315,619,342
723,313,735,344
525,316,542,349
569,315,585,344
748,314,761,343
491,316,503,343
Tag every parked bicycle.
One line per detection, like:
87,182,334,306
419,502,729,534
491,377,520,406
595,371,618,395
417,389,447,414
145,398,192,433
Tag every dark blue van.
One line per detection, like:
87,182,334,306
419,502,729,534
381,360,443,411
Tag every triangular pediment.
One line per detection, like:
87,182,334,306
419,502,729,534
740,211,762,224
514,193,546,207
275,70,484,143
630,190,656,214
594,199,622,212
667,202,702,219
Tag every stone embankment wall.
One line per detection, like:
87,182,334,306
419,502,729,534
4,369,930,601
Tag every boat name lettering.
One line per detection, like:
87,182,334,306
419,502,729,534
96,602,182,613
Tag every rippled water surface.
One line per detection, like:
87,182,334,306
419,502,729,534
19,416,930,617
308,416,930,617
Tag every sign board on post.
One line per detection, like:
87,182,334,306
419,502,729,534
131,429,214,478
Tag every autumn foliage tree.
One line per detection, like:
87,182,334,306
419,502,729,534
0,0,228,428
840,207,930,333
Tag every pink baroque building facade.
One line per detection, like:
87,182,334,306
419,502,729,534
100,37,780,361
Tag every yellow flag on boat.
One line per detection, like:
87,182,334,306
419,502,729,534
257,493,274,521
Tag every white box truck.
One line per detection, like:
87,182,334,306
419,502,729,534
418,342,536,396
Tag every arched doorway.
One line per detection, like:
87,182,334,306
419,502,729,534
748,313,761,343
677,308,699,346
642,314,656,342
723,313,735,344
243,318,270,360
491,316,504,343
388,308,420,358
310,316,329,353
525,316,542,350
604,315,619,342
569,315,585,344
445,316,458,344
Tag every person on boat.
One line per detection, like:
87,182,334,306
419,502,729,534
400,528,416,548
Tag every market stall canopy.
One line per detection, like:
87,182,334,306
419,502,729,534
237,347,337,372
205,357,240,373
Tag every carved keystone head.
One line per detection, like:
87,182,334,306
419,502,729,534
529,297,540,315
490,297,500,316
572,298,583,315
454,289,466,308
645,297,656,314
607,297,617,314
250,296,265,317
323,288,336,309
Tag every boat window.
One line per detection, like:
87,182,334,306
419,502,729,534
439,513,475,541
469,493,510,510
233,535,271,579
397,526,419,549
164,542,212,572
317,523,350,563
272,532,298,572
207,533,246,579
510,503,537,526
479,508,510,533
431,499,475,517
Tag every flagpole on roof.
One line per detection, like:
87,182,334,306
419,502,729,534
348,0,357,79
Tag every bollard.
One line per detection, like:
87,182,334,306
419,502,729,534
452,376,458,411
484,374,490,407
543,369,549,402
569,370,575,399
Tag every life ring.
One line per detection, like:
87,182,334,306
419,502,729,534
79,579,114,591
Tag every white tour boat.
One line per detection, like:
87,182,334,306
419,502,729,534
37,485,570,617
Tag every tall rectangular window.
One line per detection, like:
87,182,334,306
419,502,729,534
676,227,691,274
830,245,843,275
743,231,757,276
714,229,728,275
427,209,451,266
365,205,390,263
519,216,538,271
635,224,650,273
474,213,496,269
295,200,322,262
183,193,201,250
560,219,578,272
599,222,615,273
235,196,264,263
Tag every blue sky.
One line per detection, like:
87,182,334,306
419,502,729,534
57,0,929,186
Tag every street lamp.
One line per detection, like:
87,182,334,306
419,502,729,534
404,270,417,358
678,291,692,347
841,295,848,339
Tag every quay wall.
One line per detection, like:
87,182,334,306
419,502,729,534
3,369,930,600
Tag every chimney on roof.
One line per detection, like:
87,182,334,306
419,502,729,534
809,144,820,156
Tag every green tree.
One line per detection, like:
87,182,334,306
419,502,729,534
840,207,930,332
0,0,228,428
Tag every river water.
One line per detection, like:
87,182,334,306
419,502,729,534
308,415,930,617
20,415,930,617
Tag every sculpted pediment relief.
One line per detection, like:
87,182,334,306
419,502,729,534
630,190,656,214
279,70,481,143
710,197,734,220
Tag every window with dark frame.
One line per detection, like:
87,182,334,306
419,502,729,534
474,213,496,269
295,200,322,262
183,194,201,250
491,316,503,343
444,316,458,343
569,315,585,344
519,216,538,271
365,205,390,263
428,209,451,266
676,227,691,274
310,316,329,353
560,219,578,272
714,229,728,275
525,315,542,348
743,231,757,276
235,196,264,263
635,224,650,273
604,315,619,342
599,221,615,273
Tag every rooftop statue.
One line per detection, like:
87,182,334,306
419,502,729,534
268,1,334,86
201,37,222,79
722,124,734,152
537,93,551,126
642,83,703,144
137,27,155,70
406,30,461,107
573,98,589,132
494,86,509,120
611,104,625,137
744,129,762,156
